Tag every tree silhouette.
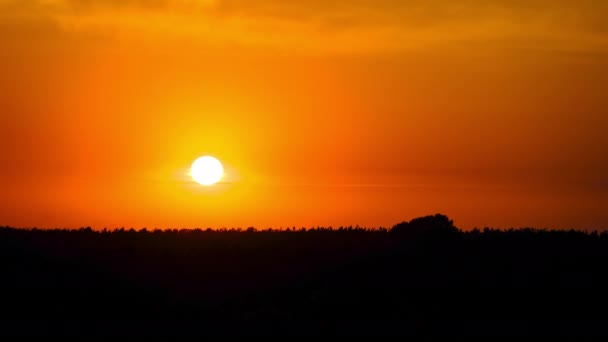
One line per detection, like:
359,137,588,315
390,213,459,239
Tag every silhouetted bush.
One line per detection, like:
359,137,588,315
390,213,459,240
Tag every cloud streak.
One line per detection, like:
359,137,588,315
1,0,607,53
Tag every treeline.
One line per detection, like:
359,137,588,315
1,214,608,338
1,213,604,235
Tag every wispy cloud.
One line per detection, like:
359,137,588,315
1,0,607,53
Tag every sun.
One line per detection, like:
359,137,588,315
190,156,224,186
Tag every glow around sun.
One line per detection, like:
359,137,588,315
190,156,224,186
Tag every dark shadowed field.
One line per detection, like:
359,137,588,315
1,215,608,339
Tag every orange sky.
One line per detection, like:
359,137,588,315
1,0,607,230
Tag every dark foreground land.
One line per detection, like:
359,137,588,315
2,214,608,339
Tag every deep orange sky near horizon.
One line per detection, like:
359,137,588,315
1,0,607,230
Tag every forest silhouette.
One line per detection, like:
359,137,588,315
2,214,608,338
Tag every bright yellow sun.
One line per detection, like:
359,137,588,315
190,156,224,186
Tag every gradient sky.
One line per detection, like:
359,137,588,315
1,0,607,230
